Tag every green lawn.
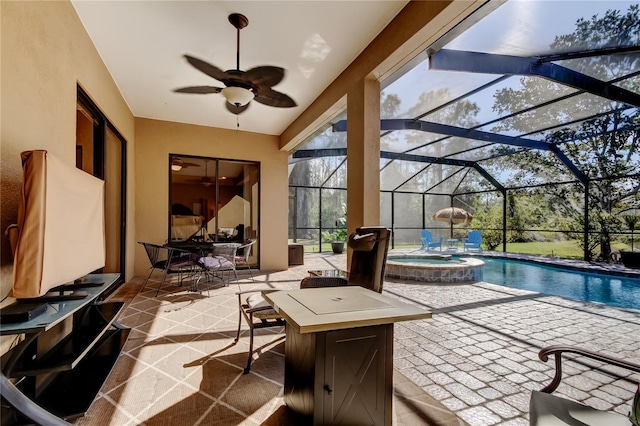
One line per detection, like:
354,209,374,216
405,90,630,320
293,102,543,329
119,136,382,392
378,240,637,259
495,241,583,258
295,238,639,259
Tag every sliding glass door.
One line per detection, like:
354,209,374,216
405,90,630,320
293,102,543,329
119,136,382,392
169,154,259,268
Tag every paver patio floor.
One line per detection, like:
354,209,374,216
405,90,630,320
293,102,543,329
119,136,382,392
98,250,640,425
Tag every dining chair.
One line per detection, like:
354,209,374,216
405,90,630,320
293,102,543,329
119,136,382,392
138,241,196,296
197,243,239,288
234,239,256,281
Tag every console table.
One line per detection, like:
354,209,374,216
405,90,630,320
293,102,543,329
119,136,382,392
262,286,431,425
0,274,129,425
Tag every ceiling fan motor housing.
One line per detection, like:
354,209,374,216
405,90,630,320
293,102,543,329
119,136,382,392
228,13,248,30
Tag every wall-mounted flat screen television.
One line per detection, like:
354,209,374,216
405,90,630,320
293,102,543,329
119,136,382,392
11,150,105,299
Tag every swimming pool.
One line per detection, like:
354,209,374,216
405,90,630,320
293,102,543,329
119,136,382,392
479,257,640,310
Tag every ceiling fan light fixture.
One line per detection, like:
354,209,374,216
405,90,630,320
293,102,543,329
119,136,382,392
171,159,183,171
221,86,254,106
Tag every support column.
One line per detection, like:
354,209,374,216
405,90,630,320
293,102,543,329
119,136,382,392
347,76,381,239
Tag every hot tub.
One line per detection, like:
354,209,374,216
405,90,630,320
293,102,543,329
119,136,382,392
385,254,484,283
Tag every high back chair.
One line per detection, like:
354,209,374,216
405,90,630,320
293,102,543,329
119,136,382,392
233,227,391,373
302,226,392,292
138,242,195,296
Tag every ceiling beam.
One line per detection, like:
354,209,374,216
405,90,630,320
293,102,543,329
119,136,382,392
430,49,640,108
335,119,550,150
292,148,506,192
334,118,589,184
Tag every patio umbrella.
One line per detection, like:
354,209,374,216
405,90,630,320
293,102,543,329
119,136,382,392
432,207,473,238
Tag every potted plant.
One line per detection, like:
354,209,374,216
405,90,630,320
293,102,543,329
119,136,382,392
322,228,347,254
331,229,347,254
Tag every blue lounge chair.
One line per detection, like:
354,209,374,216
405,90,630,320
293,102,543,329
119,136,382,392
462,230,482,252
421,230,443,251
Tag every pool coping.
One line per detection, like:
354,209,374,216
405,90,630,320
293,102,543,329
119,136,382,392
387,253,485,271
425,250,640,279
385,253,484,283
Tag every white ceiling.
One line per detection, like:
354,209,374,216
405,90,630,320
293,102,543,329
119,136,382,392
71,1,409,136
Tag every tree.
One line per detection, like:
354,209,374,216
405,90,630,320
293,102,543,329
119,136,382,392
491,5,640,260
472,198,503,250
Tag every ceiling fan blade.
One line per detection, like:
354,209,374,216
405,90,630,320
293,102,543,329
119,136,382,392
226,102,250,115
183,55,229,82
174,86,222,94
182,162,201,168
244,66,285,88
254,89,297,108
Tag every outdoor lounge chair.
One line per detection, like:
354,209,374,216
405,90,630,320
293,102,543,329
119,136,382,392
421,229,443,251
529,345,640,426
462,230,482,252
233,226,391,373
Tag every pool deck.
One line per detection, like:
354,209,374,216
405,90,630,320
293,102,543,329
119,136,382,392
110,249,640,425
308,249,640,425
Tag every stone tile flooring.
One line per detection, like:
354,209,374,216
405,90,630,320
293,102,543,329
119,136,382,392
385,249,640,425
92,250,640,425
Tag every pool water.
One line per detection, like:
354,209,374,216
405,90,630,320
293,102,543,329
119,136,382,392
480,258,640,310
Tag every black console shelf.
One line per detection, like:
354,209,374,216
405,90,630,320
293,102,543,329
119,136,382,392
7,302,125,377
35,326,130,419
0,274,128,424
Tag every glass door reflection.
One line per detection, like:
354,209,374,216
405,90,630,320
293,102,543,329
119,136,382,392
169,154,259,268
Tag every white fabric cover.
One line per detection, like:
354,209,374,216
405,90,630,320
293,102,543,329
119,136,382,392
12,150,105,298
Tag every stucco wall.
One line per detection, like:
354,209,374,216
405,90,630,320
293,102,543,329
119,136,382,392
134,118,289,274
0,0,136,299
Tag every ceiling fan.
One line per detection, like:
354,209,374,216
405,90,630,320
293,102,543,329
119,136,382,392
186,160,214,186
171,157,201,171
174,13,297,115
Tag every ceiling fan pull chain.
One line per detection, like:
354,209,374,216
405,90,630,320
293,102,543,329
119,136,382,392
236,114,240,130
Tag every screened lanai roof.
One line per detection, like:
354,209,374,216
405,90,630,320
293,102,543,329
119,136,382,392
290,0,640,196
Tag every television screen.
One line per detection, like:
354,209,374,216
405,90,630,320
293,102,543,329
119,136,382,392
11,150,105,299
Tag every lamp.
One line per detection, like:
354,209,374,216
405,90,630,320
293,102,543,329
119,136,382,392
171,159,183,171
221,86,254,106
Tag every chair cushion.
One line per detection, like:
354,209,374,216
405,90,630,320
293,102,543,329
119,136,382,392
530,391,630,426
199,256,234,269
246,293,281,320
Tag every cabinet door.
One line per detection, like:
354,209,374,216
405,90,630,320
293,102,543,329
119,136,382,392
322,324,392,425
